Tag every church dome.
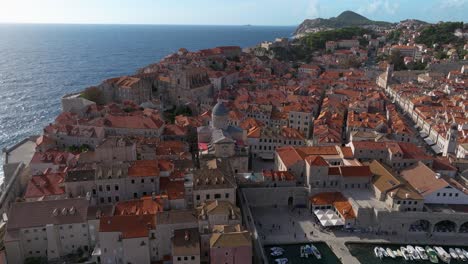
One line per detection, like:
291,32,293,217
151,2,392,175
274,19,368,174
212,101,228,116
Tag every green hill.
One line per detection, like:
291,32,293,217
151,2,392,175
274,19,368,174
294,11,393,36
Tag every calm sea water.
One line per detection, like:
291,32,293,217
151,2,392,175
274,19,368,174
0,24,294,179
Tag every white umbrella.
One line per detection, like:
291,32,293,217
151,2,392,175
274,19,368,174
320,220,334,227
331,218,345,226
314,209,326,219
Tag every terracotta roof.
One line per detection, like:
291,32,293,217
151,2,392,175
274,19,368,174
24,171,65,199
339,166,372,177
401,162,449,196
262,170,296,181
114,197,163,216
309,192,356,219
210,225,251,248
159,177,185,200
99,214,155,239
128,160,160,177
276,146,303,167
305,155,329,166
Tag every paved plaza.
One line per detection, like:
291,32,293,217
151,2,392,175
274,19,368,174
251,205,468,264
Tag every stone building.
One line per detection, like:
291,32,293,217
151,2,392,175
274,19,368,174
4,198,91,264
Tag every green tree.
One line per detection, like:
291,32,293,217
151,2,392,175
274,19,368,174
389,50,407,71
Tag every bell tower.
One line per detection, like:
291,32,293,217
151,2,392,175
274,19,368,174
443,123,458,156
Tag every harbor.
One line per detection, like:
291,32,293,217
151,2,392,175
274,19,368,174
348,243,468,264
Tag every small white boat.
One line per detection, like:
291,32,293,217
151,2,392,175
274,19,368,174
394,249,401,257
381,247,389,257
401,247,411,261
271,250,283,257
374,247,383,259
463,249,468,259
416,246,429,260
386,248,396,258
455,248,466,261
271,247,284,252
310,244,322,260
274,258,288,264
434,247,451,263
407,245,420,260
300,246,308,258
449,248,459,260
426,246,439,264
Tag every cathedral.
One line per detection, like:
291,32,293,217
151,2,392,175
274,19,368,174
197,100,249,173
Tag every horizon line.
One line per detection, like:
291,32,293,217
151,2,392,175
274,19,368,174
0,21,299,27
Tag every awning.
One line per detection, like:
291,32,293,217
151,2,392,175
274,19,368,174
424,137,436,146
315,209,344,227
431,144,443,154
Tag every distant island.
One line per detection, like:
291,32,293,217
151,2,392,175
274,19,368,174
294,10,395,37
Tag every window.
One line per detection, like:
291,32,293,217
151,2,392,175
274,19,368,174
100,197,104,203
206,194,210,199
106,185,110,191
115,196,120,202
115,185,119,191
437,193,440,196
449,193,453,197
408,201,412,205
184,257,188,260
191,256,195,260
225,193,229,198
215,194,221,199
134,193,138,198
403,201,406,205
196,195,200,200
397,201,401,204
98,185,103,192
443,193,446,197
108,197,112,203
151,178,154,183
455,193,459,197
177,257,181,261
92,189,96,195
131,179,135,184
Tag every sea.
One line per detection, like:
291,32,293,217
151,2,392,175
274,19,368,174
0,23,295,180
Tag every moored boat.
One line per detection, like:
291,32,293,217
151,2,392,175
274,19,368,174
463,249,468,259
271,247,284,252
455,248,466,261
434,247,451,263
310,244,322,260
449,248,459,260
426,246,439,264
374,247,383,259
401,247,411,261
274,258,288,264
407,245,420,260
416,246,429,260
394,249,401,257
386,248,396,258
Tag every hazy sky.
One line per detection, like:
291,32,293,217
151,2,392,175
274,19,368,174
0,0,466,25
